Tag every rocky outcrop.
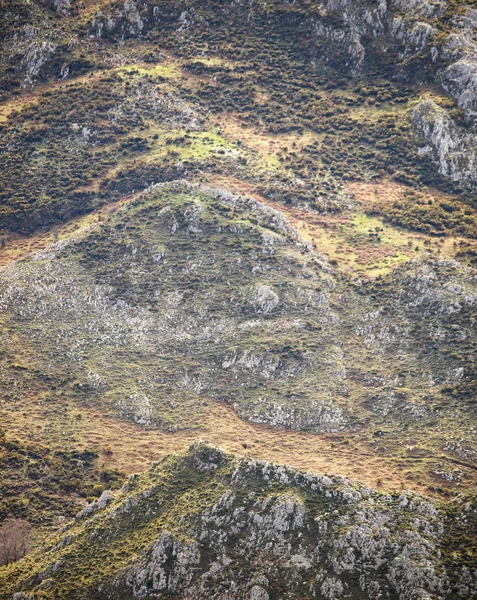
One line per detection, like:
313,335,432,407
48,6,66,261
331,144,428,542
75,490,113,519
21,40,57,84
413,99,477,182
2,444,475,600
440,8,477,118
441,59,477,118
125,533,201,597
39,0,71,15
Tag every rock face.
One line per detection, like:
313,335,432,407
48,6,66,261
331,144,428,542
439,8,477,117
126,533,201,597
413,99,477,182
1,444,475,600
38,0,71,14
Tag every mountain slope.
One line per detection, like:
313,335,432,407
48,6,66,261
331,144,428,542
2,0,477,235
1,443,476,600
1,0,477,588
1,181,476,498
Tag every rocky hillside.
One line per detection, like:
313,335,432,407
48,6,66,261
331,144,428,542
3,0,477,234
1,0,477,596
1,180,476,497
1,443,476,600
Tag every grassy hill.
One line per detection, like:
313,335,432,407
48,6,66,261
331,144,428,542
0,181,476,503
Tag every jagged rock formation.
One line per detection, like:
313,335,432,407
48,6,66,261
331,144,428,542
413,99,477,182
1,444,475,600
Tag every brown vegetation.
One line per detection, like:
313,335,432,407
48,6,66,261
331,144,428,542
0,519,31,566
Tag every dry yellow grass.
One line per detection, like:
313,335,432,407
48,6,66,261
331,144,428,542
2,381,472,500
